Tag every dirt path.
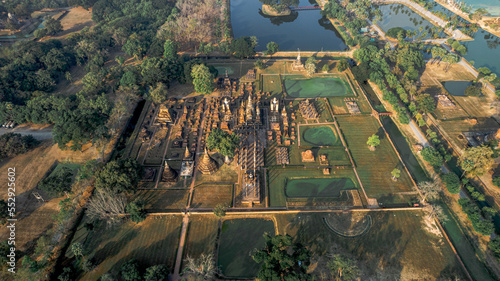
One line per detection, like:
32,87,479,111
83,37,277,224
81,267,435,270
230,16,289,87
172,215,189,280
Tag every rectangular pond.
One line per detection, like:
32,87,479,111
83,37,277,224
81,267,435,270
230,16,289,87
230,0,348,51
284,76,352,98
377,4,446,39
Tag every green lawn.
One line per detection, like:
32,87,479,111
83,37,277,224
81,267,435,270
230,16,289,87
336,116,414,205
300,125,339,147
218,218,275,278
285,177,355,197
284,76,353,98
181,215,219,272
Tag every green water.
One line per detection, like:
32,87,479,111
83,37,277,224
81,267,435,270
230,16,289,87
218,218,275,277
302,126,337,146
442,81,473,96
461,0,500,16
286,178,355,197
285,77,348,98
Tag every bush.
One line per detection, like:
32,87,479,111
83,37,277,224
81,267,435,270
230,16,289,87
336,59,349,72
458,198,495,235
464,84,482,97
489,237,500,262
442,173,460,194
386,27,407,39
120,259,141,281
493,176,500,187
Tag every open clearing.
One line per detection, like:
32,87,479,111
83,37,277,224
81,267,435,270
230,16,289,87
67,215,183,280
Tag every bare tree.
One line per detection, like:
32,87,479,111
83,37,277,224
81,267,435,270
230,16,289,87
184,253,216,280
417,180,441,204
426,204,448,222
86,189,127,227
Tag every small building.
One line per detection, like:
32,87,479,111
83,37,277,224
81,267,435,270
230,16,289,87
246,69,256,80
301,150,315,162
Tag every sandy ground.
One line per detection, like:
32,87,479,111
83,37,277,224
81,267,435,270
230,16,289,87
53,7,94,39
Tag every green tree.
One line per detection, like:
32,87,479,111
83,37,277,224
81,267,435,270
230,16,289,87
82,71,106,95
442,173,460,194
147,83,168,105
126,199,147,223
416,94,436,113
44,16,63,35
230,37,256,59
94,159,142,193
34,28,48,39
265,41,279,56
391,168,401,181
123,33,146,59
492,176,500,187
421,147,444,168
71,242,84,258
327,254,360,281
255,59,265,70
120,70,138,87
366,134,380,150
489,237,500,262
464,84,482,97
305,56,317,76
0,133,39,160
38,166,74,196
460,145,494,177
163,39,178,60
252,234,311,281
213,203,227,219
144,265,169,281
206,128,240,158
191,64,214,95
336,59,349,72
120,259,141,281
322,64,329,73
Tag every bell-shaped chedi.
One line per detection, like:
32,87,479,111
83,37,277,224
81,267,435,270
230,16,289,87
197,148,219,175
161,161,178,182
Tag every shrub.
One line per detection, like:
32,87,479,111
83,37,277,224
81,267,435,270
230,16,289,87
126,200,147,223
458,198,494,235
464,84,482,97
493,176,500,187
442,173,460,194
38,166,74,196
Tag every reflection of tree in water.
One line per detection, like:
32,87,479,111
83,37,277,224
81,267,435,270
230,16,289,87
317,15,337,32
258,9,299,26
483,32,500,49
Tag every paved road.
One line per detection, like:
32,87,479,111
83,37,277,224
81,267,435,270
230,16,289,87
0,126,53,140
409,120,429,147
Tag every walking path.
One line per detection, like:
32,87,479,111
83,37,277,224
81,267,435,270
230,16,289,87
409,120,429,147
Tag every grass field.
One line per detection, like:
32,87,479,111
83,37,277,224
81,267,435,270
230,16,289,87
285,177,356,197
336,116,414,204
262,74,283,95
181,215,219,271
284,76,353,98
218,218,275,278
191,184,233,208
299,124,340,147
268,167,359,207
66,215,183,280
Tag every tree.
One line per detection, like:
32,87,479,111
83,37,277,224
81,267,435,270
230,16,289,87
38,166,74,196
418,180,441,203
191,64,214,95
44,16,63,35
58,267,73,281
391,168,401,181
366,134,380,150
82,71,106,95
265,41,279,56
163,39,178,60
148,83,168,105
489,237,500,263
126,199,147,223
421,147,444,168
460,145,494,177
470,8,489,21
426,204,448,222
71,242,84,258
0,133,39,160
87,189,127,226
94,159,142,193
34,28,48,39
322,64,329,73
327,254,360,281
255,59,265,70
492,176,500,188
336,59,349,72
252,234,311,281
305,56,317,76
144,265,169,281
464,84,482,97
213,203,227,219
184,254,216,280
387,27,407,39
230,37,256,59
206,128,240,158
121,70,138,87
416,94,436,113
120,259,141,281
442,173,460,194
